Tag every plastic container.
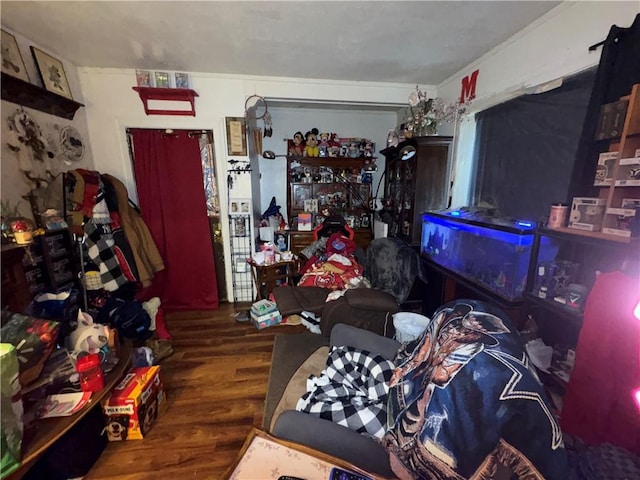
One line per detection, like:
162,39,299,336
393,312,430,343
76,353,104,393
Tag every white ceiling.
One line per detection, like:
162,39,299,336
1,1,562,85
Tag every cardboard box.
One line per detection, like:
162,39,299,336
594,99,628,140
250,310,282,329
593,152,618,186
569,197,606,232
103,366,165,441
615,157,640,187
603,198,640,238
251,299,278,316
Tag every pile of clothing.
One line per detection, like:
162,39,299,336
297,232,369,291
65,169,164,290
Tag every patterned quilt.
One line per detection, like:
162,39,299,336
384,299,569,479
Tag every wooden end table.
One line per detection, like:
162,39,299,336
248,259,299,301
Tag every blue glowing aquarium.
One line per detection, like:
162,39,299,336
421,210,556,302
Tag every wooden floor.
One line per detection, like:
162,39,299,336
85,303,306,480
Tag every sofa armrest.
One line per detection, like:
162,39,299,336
272,410,393,478
330,324,400,361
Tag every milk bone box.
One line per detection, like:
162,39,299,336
102,366,165,441
569,197,606,232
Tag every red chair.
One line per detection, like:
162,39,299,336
312,215,354,241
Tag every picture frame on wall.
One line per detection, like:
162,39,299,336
225,117,247,156
154,71,170,88
1,30,29,82
136,69,151,87
30,46,73,99
230,198,251,215
175,72,190,88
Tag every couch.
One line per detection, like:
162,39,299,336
267,299,570,479
272,237,424,338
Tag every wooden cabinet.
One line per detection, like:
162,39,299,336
1,244,33,313
1,229,78,313
286,155,374,232
382,136,453,245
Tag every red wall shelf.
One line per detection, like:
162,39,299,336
132,86,199,116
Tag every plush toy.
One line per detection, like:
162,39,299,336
348,141,360,158
318,132,331,157
364,141,374,158
66,309,110,358
289,131,304,156
304,128,320,157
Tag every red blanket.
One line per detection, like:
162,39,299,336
560,270,640,455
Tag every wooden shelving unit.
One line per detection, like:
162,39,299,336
1,72,84,120
567,83,640,242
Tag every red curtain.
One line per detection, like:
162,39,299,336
130,129,219,310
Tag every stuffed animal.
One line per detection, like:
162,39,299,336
304,128,320,157
289,131,304,156
318,132,331,157
66,309,110,358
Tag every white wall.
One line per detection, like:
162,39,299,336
77,67,420,299
436,1,640,208
259,106,398,222
1,27,93,221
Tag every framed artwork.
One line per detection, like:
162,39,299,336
230,199,251,215
232,216,247,237
30,46,72,99
292,184,312,209
226,117,247,156
175,72,190,88
360,213,371,229
274,232,289,252
154,71,170,87
136,69,151,86
1,30,29,82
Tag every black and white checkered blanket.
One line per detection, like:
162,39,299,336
296,346,395,438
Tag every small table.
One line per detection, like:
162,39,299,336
249,259,299,301
224,428,387,480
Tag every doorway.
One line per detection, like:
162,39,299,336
126,128,226,309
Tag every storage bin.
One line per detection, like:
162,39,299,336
393,312,430,343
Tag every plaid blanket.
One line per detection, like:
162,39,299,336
296,346,395,438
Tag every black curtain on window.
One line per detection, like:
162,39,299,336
568,13,640,200
472,69,596,221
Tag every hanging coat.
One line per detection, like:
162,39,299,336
102,174,164,287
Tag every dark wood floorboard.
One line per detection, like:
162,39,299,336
85,302,307,480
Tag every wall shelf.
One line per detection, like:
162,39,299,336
1,72,85,120
132,86,199,116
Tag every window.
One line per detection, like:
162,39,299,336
471,69,596,221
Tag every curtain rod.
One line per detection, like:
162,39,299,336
588,39,605,52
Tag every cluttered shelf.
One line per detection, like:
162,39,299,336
6,341,132,480
525,292,583,326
